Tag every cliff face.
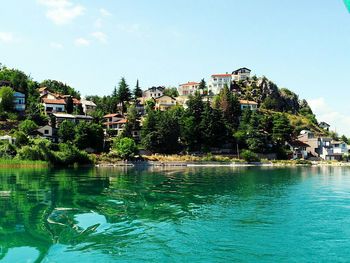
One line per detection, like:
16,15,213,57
235,76,313,116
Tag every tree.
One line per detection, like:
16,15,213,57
117,77,131,113
113,137,138,159
272,113,292,145
19,120,38,135
199,79,206,90
40,79,80,98
0,65,29,94
0,86,14,112
200,101,227,148
65,96,74,114
133,79,143,99
74,122,104,152
58,120,75,142
163,87,179,97
217,84,241,131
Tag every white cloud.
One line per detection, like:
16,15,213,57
74,37,90,46
0,32,15,43
99,8,111,17
91,31,107,43
308,97,350,136
50,42,64,49
37,0,85,25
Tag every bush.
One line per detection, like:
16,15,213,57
0,142,17,158
53,143,92,165
19,119,38,135
113,137,138,159
241,150,260,163
13,131,29,146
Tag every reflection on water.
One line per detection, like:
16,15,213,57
1,166,350,262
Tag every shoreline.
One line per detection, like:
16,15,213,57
95,160,350,168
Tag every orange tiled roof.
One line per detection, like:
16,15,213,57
239,100,258,105
211,74,232,77
42,98,66,105
180,81,200,86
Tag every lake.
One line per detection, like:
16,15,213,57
1,166,350,262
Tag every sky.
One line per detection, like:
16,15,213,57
0,0,350,135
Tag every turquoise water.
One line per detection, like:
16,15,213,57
1,166,350,262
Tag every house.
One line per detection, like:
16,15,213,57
143,86,165,99
37,125,56,141
176,95,190,109
178,82,200,96
81,98,97,115
103,114,127,135
13,91,25,112
297,130,345,160
208,73,232,95
232,68,251,81
154,95,177,111
51,113,93,128
0,135,15,144
42,98,66,114
0,84,26,112
239,100,258,111
331,140,348,155
288,140,309,159
319,121,330,131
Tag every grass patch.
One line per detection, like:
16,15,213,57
0,158,49,168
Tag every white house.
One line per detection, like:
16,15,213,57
42,98,66,114
331,141,348,155
178,82,200,96
208,74,232,95
37,125,55,139
319,122,330,131
232,68,251,81
143,86,165,99
51,113,93,127
239,100,258,111
81,98,97,115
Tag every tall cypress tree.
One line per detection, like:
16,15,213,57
133,79,143,99
117,77,131,113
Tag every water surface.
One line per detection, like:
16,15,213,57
1,166,350,262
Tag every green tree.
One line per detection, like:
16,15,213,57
217,84,241,131
19,120,38,135
199,78,206,90
0,65,29,94
113,137,138,159
65,97,74,114
200,101,227,148
117,77,131,113
40,79,80,98
0,86,14,112
272,113,292,145
58,120,76,142
133,79,143,99
163,87,179,97
74,122,104,152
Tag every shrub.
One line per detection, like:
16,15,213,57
0,142,17,158
53,143,92,165
241,150,260,163
113,137,138,159
19,119,38,135
13,131,29,146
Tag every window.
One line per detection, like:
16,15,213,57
44,129,49,135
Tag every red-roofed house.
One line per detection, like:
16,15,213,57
42,98,66,113
178,81,200,96
239,100,258,111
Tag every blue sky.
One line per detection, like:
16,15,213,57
1,0,350,135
